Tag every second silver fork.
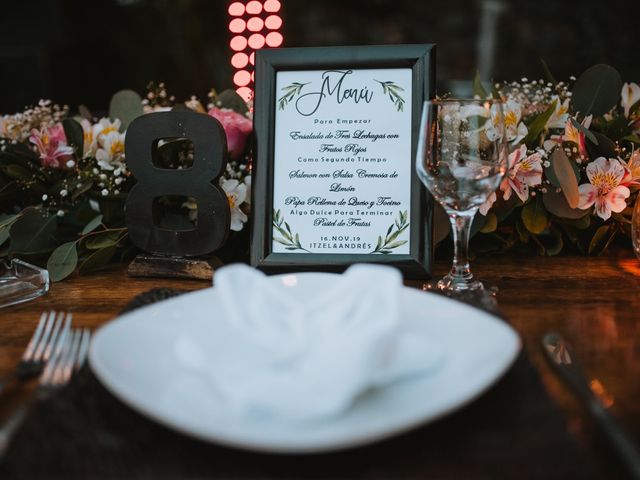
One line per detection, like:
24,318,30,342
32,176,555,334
0,311,72,394
0,327,91,457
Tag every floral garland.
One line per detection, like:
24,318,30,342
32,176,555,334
1,63,639,282
0,83,252,281
456,64,640,256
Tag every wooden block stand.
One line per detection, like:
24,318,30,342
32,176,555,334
127,254,224,280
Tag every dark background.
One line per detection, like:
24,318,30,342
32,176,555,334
1,0,638,113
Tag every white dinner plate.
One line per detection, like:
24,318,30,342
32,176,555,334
89,272,520,454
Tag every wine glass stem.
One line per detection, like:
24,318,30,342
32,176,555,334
447,210,475,282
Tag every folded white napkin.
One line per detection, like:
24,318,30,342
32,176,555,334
174,263,442,421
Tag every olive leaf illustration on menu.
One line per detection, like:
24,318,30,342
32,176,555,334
272,209,310,252
374,80,405,112
371,210,409,254
278,82,309,110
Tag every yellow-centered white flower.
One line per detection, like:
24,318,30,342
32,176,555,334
221,178,248,231
486,99,528,145
545,96,570,130
578,157,630,220
96,130,126,170
621,82,640,118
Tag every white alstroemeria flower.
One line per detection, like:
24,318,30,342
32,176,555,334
95,130,126,170
545,96,570,129
486,99,527,145
621,82,640,118
543,115,593,157
80,117,123,158
500,145,543,203
478,191,496,216
221,178,248,231
578,157,630,220
622,149,640,187
95,117,122,139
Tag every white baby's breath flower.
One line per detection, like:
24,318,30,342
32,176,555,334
101,189,109,196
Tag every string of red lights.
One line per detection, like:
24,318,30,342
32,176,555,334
228,0,283,101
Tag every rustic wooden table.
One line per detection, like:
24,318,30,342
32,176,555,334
1,252,639,470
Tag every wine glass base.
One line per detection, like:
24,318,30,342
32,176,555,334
422,277,499,313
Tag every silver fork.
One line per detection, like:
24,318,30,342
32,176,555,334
0,327,91,457
0,311,72,394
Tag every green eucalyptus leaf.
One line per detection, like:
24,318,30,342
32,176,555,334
621,135,640,144
588,225,610,254
565,214,591,230
523,100,557,146
479,212,498,233
0,213,19,246
545,228,564,256
521,196,548,234
571,64,622,117
542,189,587,219
216,89,249,114
9,210,58,254
540,58,557,86
551,148,580,208
570,117,597,145
3,164,32,180
585,132,617,160
46,241,78,282
472,71,488,99
84,230,121,250
81,214,103,235
109,89,144,131
79,245,117,275
62,118,84,156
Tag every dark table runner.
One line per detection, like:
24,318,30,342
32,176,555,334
0,289,614,479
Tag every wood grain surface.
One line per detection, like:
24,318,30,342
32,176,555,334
1,252,639,460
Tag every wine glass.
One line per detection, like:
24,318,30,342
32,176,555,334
416,99,508,293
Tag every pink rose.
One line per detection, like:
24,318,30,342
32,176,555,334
208,107,252,160
28,124,74,168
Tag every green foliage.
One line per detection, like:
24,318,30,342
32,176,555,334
9,209,58,255
109,89,144,130
523,100,557,147
62,118,84,157
521,196,548,234
47,241,78,282
81,214,103,235
571,64,622,117
473,71,488,98
551,148,579,209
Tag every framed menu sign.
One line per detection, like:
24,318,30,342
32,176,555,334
251,44,435,278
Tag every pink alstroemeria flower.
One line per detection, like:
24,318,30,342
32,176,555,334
208,107,253,160
578,157,630,220
544,115,592,158
621,150,640,187
29,124,74,168
500,145,543,203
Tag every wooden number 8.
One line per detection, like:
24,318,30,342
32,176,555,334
125,111,230,256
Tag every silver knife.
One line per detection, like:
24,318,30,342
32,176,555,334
542,332,640,480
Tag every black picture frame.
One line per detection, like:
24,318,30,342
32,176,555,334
251,44,435,279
